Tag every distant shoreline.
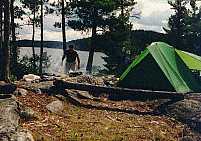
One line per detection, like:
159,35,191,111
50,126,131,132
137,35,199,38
16,39,91,52
17,30,167,54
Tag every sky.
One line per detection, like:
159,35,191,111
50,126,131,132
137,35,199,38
132,0,173,32
17,0,173,42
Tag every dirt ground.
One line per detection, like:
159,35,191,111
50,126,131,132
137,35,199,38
16,91,199,141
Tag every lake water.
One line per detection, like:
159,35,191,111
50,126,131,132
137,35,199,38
19,47,106,74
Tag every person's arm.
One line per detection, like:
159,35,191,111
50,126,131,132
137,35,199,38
76,54,80,69
62,54,65,62
61,52,65,65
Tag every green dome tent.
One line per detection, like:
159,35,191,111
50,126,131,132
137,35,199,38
119,42,201,93
176,50,201,71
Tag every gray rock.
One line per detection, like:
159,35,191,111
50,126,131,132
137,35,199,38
20,107,36,121
0,97,34,141
11,129,34,141
167,99,201,119
0,98,20,134
14,88,28,96
167,97,201,133
46,100,63,113
23,74,41,83
34,88,42,94
0,97,20,140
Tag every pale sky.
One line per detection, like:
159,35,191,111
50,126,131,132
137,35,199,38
18,0,173,41
132,0,172,32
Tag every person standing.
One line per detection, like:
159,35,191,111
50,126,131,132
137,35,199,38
62,45,80,73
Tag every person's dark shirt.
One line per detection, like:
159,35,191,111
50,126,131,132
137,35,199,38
64,50,78,63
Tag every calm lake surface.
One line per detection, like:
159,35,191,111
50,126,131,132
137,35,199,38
19,47,106,74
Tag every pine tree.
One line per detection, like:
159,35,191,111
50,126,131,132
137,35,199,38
21,0,40,71
61,0,67,51
0,1,3,79
39,0,44,76
165,0,201,54
0,2,3,49
165,0,188,50
68,0,122,73
10,0,18,70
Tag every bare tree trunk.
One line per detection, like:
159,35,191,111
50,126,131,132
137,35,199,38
61,0,67,51
0,4,3,79
120,0,124,16
86,26,96,73
0,4,3,49
39,0,43,76
10,0,17,68
32,3,36,70
3,0,10,82
86,7,97,73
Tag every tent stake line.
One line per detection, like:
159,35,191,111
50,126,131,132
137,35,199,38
53,80,184,101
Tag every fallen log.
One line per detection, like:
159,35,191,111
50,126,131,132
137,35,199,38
57,92,154,115
53,80,184,101
0,81,16,94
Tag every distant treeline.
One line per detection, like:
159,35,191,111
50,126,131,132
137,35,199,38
17,30,168,53
16,38,90,51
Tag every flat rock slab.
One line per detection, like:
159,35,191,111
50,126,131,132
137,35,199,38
167,94,201,133
0,96,34,141
0,81,16,94
17,81,53,94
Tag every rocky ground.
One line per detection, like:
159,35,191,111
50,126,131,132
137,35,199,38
0,75,201,140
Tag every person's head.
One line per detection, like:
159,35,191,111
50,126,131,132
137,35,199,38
69,45,74,51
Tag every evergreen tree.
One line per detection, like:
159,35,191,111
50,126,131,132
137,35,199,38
101,0,136,75
68,0,118,73
165,0,201,54
61,0,67,50
183,0,201,54
10,0,17,70
0,1,3,79
39,0,44,75
164,0,188,50
2,0,11,82
21,0,40,70
10,0,26,76
102,16,133,75
0,1,3,50
50,0,72,51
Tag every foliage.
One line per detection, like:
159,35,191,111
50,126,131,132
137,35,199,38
20,0,41,26
12,54,51,79
99,6,135,75
68,0,117,31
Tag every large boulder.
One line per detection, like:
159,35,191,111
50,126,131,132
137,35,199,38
23,74,41,83
0,97,20,136
14,88,28,96
46,100,64,113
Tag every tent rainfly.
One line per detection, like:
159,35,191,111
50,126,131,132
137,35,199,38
119,42,201,93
